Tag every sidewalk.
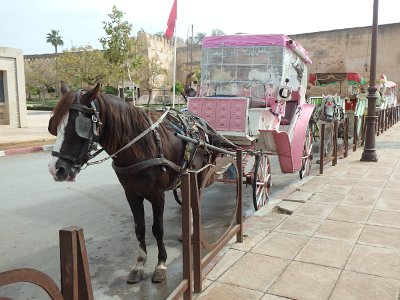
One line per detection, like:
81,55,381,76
0,111,55,156
197,123,400,299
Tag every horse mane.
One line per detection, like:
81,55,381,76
96,93,159,156
49,92,77,134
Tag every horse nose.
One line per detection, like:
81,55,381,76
54,158,72,182
55,165,68,181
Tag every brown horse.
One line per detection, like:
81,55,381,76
47,83,220,283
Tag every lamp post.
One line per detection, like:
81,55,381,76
361,0,379,162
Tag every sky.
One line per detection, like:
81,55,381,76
1,0,399,55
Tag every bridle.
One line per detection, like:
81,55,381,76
51,90,102,168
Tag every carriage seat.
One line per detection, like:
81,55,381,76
248,97,267,108
280,100,298,125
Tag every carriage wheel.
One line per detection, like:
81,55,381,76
300,128,314,180
252,154,271,211
173,188,182,206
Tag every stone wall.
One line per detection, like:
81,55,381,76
174,23,400,97
291,23,400,96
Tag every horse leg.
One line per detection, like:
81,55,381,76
150,195,167,283
126,196,147,284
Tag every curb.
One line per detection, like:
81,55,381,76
0,144,54,157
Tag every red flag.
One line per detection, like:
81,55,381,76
165,0,177,39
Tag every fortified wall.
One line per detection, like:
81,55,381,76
291,23,400,96
21,23,400,101
174,23,400,97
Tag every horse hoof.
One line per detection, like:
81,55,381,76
127,269,144,284
152,268,166,283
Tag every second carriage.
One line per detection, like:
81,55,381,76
185,34,315,210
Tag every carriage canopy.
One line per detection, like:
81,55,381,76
199,34,311,103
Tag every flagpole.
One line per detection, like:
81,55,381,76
172,21,177,108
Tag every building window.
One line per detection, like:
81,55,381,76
0,72,4,103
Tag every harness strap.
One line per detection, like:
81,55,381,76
86,109,170,166
112,157,181,175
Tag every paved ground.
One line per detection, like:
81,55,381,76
2,111,400,299
0,111,55,154
195,122,400,300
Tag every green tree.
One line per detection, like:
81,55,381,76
211,29,225,36
57,45,111,88
99,6,138,93
25,59,57,104
134,55,166,106
194,32,206,45
46,29,64,54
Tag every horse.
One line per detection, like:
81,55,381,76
47,82,221,284
318,94,344,123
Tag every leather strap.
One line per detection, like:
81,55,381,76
112,157,181,175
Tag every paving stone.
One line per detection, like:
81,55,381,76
275,200,302,213
324,177,359,186
364,168,393,178
346,244,400,280
375,198,400,212
314,220,363,243
328,205,371,223
330,270,400,300
389,173,400,181
340,170,368,178
252,232,309,259
358,225,400,250
299,182,329,192
230,226,269,252
353,178,387,189
261,294,289,300
196,281,263,300
283,190,313,202
252,212,288,231
295,237,353,268
340,195,377,208
380,189,400,200
347,186,382,199
368,210,400,228
275,215,323,236
308,192,344,205
218,253,289,292
206,248,245,281
383,180,400,191
268,261,341,300
293,203,335,219
320,184,353,195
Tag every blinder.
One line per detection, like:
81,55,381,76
51,89,102,167
75,114,93,139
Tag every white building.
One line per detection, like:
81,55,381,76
0,47,27,127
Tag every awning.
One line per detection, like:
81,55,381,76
308,72,367,86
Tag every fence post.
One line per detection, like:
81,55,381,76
319,123,325,174
353,115,358,152
59,227,93,300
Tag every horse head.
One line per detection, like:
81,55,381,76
321,94,337,122
48,83,101,182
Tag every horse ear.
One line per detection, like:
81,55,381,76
82,83,101,106
61,81,70,95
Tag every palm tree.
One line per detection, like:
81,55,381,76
46,30,64,54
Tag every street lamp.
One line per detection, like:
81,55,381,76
361,0,379,162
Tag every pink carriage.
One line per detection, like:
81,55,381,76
187,34,314,210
